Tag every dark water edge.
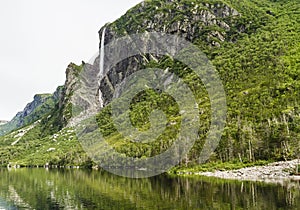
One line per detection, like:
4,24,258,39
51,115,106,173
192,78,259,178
0,168,299,210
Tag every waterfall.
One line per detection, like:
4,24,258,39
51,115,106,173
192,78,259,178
98,27,106,108
99,27,106,80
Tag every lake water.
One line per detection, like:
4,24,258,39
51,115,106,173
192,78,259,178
0,168,299,209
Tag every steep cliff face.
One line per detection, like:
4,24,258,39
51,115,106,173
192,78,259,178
58,63,83,126
33,63,84,135
96,0,257,106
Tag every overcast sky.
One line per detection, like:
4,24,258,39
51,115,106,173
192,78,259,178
0,0,142,120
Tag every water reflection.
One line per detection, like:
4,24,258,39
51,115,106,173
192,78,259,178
0,168,299,209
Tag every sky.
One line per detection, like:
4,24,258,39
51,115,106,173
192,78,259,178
0,0,142,121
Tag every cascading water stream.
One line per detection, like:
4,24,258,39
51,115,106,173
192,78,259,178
99,27,106,80
98,27,106,108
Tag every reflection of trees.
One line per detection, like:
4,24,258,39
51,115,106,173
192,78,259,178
0,169,299,209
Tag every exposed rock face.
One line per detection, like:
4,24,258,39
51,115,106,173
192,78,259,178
59,63,80,109
96,0,241,107
57,63,83,126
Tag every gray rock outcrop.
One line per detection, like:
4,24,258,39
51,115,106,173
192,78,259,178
95,0,241,107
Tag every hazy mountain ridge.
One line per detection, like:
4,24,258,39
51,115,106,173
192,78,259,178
0,90,62,136
0,120,8,125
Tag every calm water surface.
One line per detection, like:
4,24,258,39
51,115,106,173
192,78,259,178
0,168,299,209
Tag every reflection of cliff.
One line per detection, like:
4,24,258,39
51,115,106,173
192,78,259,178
0,169,299,209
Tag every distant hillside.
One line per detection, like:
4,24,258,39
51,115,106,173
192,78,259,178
0,120,8,125
0,90,62,136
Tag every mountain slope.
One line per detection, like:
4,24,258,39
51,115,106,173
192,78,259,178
0,0,299,167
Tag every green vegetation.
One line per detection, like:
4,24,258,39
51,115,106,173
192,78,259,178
0,0,299,170
97,0,300,167
0,124,91,168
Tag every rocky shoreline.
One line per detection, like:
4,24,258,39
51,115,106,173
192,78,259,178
194,159,300,184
